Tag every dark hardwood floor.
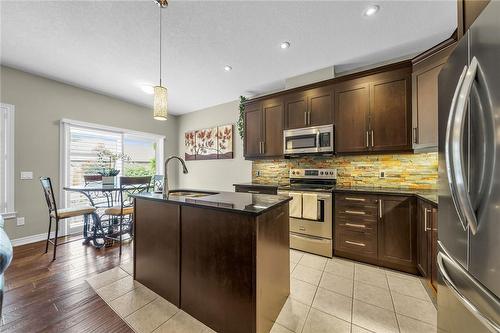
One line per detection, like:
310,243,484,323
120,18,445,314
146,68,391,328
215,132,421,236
1,236,133,333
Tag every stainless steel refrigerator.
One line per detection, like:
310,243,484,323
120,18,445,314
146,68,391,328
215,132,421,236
437,2,500,332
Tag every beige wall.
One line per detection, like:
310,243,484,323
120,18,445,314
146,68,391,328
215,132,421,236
0,66,179,240
176,100,252,191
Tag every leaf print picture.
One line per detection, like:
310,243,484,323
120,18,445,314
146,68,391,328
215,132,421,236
183,124,234,161
195,127,218,160
217,124,233,159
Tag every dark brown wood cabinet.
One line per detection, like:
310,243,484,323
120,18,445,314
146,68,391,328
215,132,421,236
334,193,417,274
334,65,412,154
370,77,411,152
334,83,370,153
457,0,490,38
412,40,456,150
417,198,438,291
378,195,417,273
284,86,333,129
244,98,284,159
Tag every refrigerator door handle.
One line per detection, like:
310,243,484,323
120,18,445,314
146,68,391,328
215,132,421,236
445,64,469,231
450,57,480,234
437,244,500,333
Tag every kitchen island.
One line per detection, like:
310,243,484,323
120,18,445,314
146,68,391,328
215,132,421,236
131,190,291,333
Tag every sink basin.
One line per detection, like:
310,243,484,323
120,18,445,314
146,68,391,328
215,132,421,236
168,191,217,198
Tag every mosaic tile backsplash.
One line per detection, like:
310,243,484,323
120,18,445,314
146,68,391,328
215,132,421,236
252,152,438,189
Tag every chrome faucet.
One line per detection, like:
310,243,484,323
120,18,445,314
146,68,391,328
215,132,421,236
163,156,189,197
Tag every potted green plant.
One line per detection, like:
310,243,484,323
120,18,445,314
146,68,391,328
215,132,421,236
96,148,131,184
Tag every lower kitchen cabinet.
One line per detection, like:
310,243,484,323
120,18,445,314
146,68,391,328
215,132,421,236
417,199,438,291
334,193,418,274
378,195,417,273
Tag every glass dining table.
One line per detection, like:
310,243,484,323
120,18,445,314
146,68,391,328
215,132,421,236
63,182,126,248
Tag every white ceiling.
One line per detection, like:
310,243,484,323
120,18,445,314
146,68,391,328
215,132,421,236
0,0,456,115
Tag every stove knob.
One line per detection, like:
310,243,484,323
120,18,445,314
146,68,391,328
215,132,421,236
320,171,324,175
330,171,334,175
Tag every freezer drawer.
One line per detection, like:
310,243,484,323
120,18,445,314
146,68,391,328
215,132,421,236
290,232,332,258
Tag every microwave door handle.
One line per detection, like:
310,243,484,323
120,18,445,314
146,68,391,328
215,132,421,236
449,57,480,234
445,64,468,231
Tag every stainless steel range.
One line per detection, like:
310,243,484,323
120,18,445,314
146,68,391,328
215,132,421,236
279,168,336,257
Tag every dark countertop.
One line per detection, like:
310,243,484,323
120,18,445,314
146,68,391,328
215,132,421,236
132,190,291,216
233,183,438,205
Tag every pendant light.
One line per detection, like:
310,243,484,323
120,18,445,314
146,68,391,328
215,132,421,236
153,0,168,121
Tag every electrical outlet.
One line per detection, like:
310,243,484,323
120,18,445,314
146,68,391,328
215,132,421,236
256,170,261,177
17,217,25,226
20,171,33,180
379,171,385,178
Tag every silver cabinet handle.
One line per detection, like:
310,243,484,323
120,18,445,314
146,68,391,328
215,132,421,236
366,131,369,148
446,57,479,234
304,111,308,125
345,210,365,215
424,208,431,231
247,190,260,194
258,141,262,154
437,248,500,332
345,223,366,228
413,127,418,144
345,240,365,247
307,111,311,125
262,141,265,154
371,130,374,147
378,199,382,219
345,197,365,202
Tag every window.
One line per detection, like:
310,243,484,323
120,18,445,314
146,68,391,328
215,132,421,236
0,103,15,218
60,119,164,233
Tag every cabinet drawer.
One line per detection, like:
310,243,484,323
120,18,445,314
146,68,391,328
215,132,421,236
336,218,377,232
335,227,377,259
336,194,378,208
234,185,277,195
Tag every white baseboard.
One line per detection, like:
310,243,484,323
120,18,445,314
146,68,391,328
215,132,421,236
11,230,71,247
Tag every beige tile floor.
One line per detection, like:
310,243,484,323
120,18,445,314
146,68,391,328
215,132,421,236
87,251,437,333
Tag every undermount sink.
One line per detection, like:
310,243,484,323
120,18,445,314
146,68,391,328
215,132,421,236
168,190,217,198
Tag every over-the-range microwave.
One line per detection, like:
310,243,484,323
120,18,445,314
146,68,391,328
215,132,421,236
283,124,334,157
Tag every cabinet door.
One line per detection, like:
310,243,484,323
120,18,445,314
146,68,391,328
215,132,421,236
244,102,262,158
416,200,430,277
430,207,438,291
308,86,333,127
334,83,370,153
370,76,411,152
284,93,307,129
378,196,417,272
262,98,284,157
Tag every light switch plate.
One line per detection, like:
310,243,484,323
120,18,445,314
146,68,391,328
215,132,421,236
17,217,25,226
20,171,33,180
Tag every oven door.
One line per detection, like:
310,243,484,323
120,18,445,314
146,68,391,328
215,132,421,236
287,192,332,239
283,125,333,155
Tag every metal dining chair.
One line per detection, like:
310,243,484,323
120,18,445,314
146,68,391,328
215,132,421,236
103,176,151,255
0,215,13,318
152,175,164,192
40,177,98,260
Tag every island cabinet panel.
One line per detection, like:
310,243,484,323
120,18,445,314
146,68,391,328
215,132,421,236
334,83,370,153
133,199,180,306
256,203,290,333
378,195,417,273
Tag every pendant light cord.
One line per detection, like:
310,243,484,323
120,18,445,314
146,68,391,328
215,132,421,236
159,6,162,86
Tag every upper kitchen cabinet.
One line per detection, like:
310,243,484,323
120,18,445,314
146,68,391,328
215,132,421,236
243,98,284,159
334,62,413,154
457,0,490,38
412,38,456,150
244,101,263,158
334,82,370,153
284,86,333,129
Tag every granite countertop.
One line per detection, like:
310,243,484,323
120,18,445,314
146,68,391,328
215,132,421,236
132,190,291,216
233,183,438,205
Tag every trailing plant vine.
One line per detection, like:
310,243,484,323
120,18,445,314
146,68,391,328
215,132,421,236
237,95,247,140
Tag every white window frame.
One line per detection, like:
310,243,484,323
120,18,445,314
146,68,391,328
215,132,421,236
59,118,165,211
1,103,15,218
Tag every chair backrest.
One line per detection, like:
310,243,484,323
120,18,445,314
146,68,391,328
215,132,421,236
39,177,57,215
152,175,164,192
0,215,13,317
84,174,102,185
119,176,151,208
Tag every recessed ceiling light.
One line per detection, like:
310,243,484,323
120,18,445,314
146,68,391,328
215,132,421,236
363,5,379,16
140,85,154,95
224,65,232,72
280,41,291,49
